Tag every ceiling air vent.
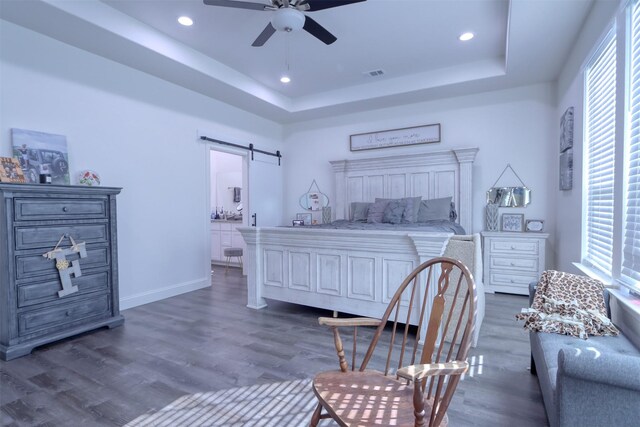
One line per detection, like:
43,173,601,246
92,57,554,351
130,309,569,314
364,69,385,78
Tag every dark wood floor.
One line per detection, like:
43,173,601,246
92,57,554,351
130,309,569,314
1,268,548,426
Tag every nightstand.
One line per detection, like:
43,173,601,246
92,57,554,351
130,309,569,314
481,231,549,295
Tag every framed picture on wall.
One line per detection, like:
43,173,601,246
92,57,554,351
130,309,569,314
501,213,524,232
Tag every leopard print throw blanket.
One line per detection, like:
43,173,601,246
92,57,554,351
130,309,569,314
516,270,619,339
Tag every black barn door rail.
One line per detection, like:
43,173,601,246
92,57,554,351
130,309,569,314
200,136,282,166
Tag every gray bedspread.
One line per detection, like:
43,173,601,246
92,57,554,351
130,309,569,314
298,220,465,234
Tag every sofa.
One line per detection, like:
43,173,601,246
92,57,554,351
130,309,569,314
528,282,640,427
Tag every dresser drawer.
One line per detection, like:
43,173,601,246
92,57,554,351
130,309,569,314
15,223,109,250
490,272,539,287
15,246,110,280
18,293,111,337
18,271,109,308
490,256,538,272
14,198,108,221
490,239,538,255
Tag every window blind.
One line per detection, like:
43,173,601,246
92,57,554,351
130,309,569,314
623,3,640,289
584,32,617,276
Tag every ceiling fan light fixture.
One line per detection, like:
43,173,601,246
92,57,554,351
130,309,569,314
459,32,474,41
280,75,291,83
271,8,305,32
178,16,193,26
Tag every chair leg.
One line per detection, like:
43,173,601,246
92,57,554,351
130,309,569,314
310,402,323,427
225,256,230,274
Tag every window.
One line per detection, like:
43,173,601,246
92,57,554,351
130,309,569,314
623,1,640,289
583,31,617,277
581,1,640,293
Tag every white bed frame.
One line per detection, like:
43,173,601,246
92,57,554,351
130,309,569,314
239,148,479,332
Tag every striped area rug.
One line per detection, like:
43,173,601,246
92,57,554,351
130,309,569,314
124,379,332,427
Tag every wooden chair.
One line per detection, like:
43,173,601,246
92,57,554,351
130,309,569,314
310,257,477,427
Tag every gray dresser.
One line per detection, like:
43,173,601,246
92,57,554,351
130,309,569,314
0,183,123,360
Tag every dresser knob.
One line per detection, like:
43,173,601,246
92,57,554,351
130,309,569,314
510,246,515,250
510,279,514,283
510,262,515,266
62,207,68,212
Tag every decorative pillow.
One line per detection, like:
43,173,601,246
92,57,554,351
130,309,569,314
350,202,371,222
417,197,453,222
402,196,422,223
367,199,390,223
516,270,619,339
382,199,406,224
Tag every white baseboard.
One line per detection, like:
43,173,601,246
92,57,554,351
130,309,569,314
119,277,210,310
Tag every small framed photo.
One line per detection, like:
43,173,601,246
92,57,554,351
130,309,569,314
0,157,26,183
296,213,312,225
501,213,524,232
292,219,304,227
525,219,545,232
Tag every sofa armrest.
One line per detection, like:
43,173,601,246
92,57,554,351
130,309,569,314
556,347,640,425
529,282,537,307
558,347,640,391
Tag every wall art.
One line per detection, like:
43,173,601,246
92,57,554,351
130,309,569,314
12,128,70,185
559,107,574,190
350,123,440,151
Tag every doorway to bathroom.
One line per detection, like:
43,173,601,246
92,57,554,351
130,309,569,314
209,148,248,272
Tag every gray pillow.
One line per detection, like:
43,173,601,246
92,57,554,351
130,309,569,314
383,199,406,224
367,199,390,223
402,196,422,223
350,202,371,222
417,197,453,222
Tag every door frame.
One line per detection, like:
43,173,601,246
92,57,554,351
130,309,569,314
204,143,249,276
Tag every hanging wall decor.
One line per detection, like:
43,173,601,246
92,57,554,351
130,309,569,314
559,107,574,190
43,235,87,297
350,123,441,151
299,179,330,211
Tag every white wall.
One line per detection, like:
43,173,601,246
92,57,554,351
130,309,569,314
283,83,557,262
0,21,284,309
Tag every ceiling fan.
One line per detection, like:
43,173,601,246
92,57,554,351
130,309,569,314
203,0,366,47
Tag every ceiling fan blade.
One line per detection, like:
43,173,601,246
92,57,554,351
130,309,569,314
203,0,269,11
302,0,366,12
303,16,337,45
252,22,277,47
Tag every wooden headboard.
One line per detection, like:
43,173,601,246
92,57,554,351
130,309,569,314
329,148,478,233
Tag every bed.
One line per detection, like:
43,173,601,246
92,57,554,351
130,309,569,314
239,147,484,345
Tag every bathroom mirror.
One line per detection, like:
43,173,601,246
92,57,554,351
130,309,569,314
486,186,531,207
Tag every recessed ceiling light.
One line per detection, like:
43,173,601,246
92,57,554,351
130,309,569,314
459,32,474,41
280,76,291,84
178,16,193,26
